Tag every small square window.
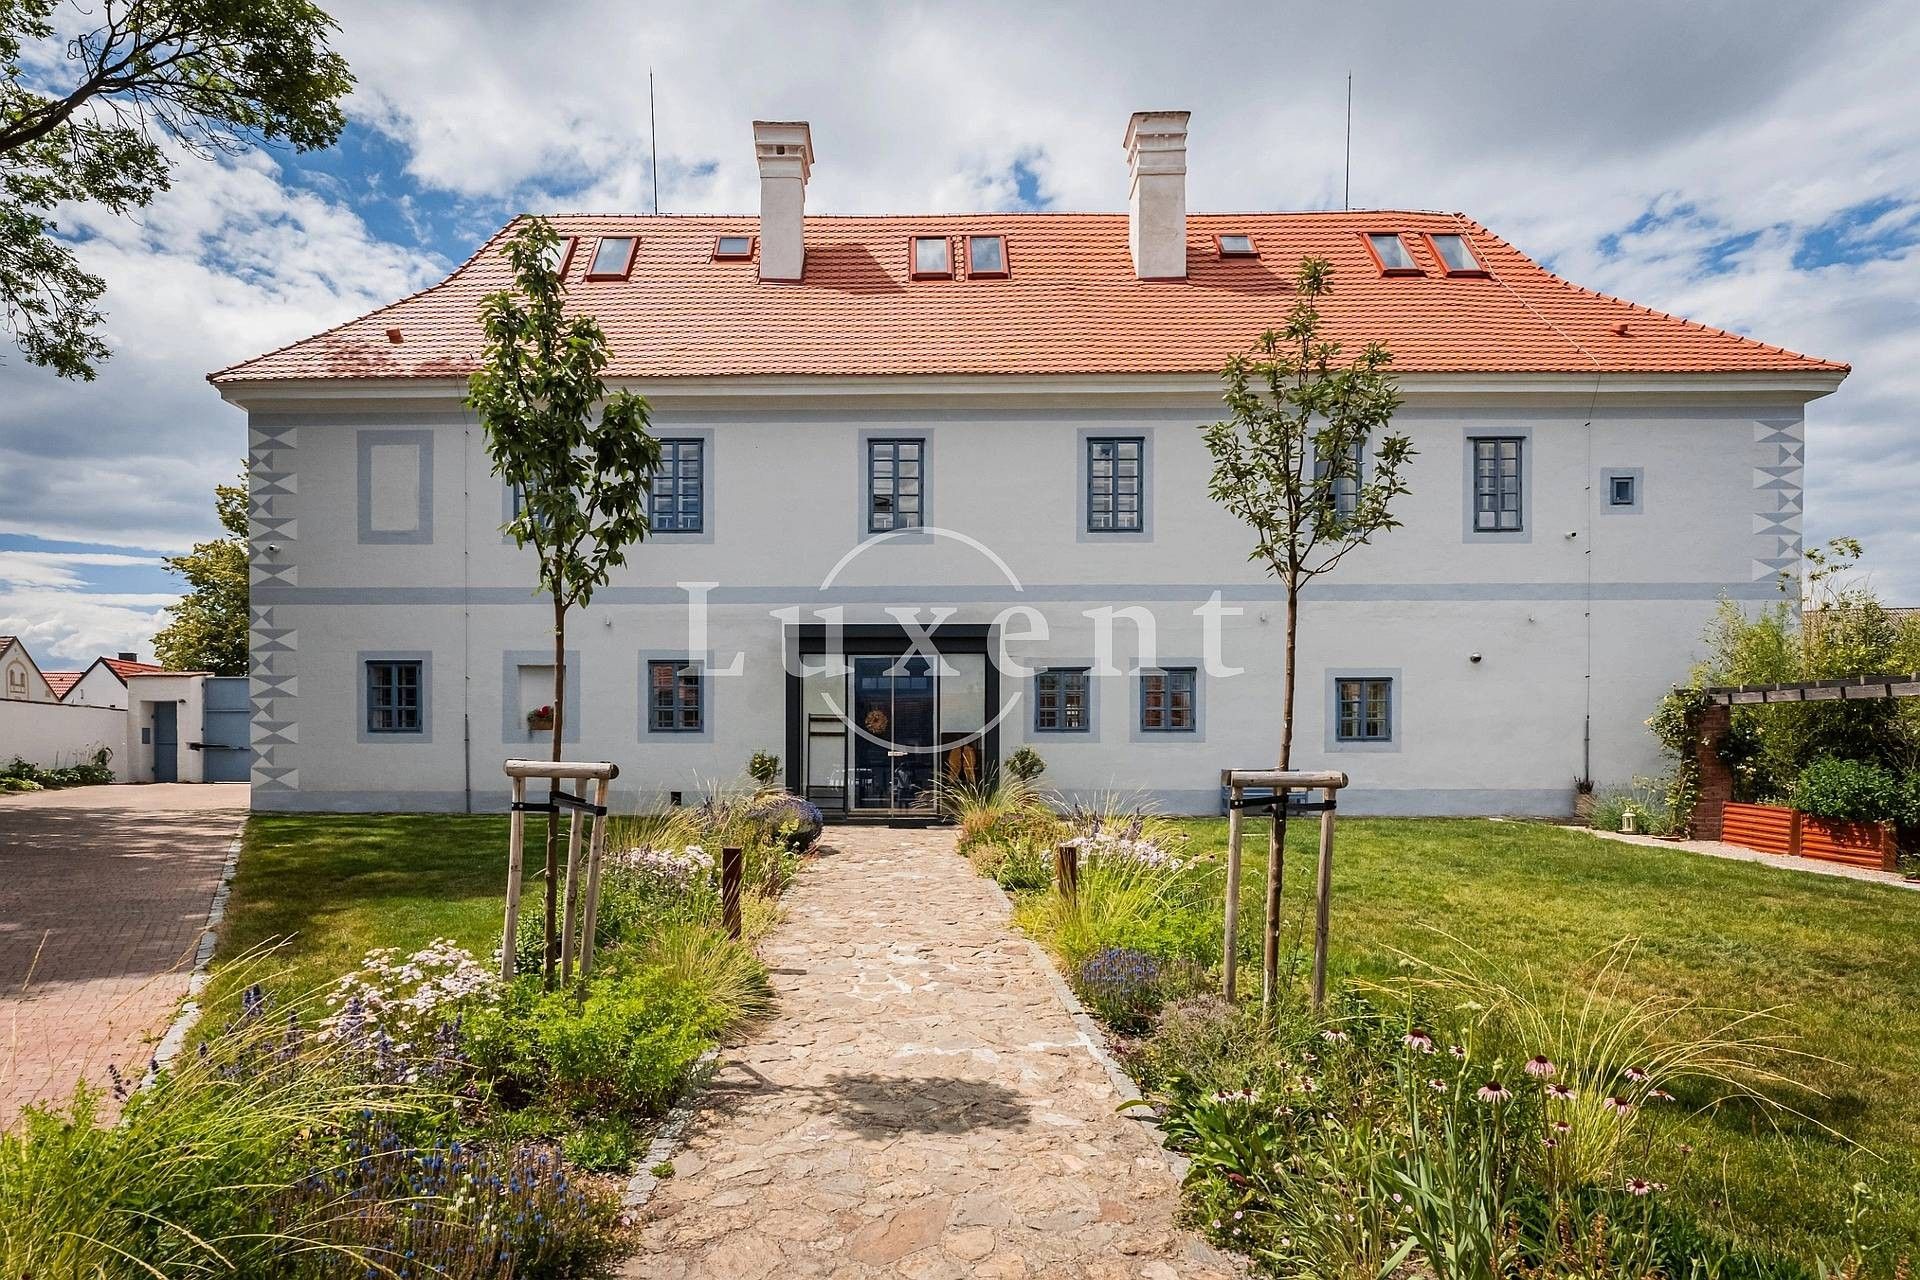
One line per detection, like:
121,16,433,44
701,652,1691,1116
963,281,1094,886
366,660,424,734
1428,233,1484,276
713,235,753,260
967,234,1006,277
1216,233,1257,257
1139,668,1197,733
648,660,703,732
911,236,951,278
1034,668,1090,733
1364,232,1420,275
1610,474,1636,507
1335,677,1393,742
586,236,637,279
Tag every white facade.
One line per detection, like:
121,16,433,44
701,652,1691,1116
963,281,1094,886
59,662,132,708
222,372,1831,817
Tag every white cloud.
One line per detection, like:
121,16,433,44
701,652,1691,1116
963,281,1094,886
0,591,179,668
0,551,164,590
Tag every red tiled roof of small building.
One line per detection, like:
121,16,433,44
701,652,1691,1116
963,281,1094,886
211,210,1847,385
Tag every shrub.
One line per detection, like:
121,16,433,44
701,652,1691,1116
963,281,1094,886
993,841,1054,894
639,921,772,1026
1074,947,1165,1034
745,791,823,853
560,1115,639,1173
1790,757,1908,825
1003,745,1046,782
746,750,781,786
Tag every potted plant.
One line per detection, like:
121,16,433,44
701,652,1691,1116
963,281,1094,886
525,704,554,732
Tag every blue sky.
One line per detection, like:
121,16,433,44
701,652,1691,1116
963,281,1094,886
2,0,1917,668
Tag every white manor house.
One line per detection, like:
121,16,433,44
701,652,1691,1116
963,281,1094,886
210,113,1847,818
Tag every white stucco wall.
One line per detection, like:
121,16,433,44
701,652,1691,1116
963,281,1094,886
125,675,208,784
60,664,129,708
0,700,130,780
232,382,1817,815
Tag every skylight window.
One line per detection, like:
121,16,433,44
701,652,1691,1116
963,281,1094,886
545,236,575,276
1364,233,1420,275
1216,233,1257,257
967,234,1007,277
911,236,951,278
1428,233,1485,276
713,235,753,260
586,235,637,279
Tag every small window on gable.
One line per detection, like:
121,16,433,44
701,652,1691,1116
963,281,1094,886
713,235,753,260
911,236,951,279
1216,233,1257,257
1364,232,1420,275
586,235,637,280
1428,233,1485,276
967,234,1006,278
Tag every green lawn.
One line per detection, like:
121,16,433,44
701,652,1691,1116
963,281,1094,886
212,814,514,999
1169,816,1920,1265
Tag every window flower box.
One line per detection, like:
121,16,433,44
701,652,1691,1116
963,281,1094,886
1719,801,1897,871
525,705,554,732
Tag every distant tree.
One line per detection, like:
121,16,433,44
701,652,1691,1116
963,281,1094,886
1,0,353,378
151,471,247,675
1199,256,1412,1010
468,216,661,985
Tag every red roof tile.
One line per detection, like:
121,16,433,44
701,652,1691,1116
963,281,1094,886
101,658,165,681
211,211,1847,384
44,672,81,698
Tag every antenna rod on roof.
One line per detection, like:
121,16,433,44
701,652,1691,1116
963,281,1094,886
649,69,660,215
1343,72,1352,211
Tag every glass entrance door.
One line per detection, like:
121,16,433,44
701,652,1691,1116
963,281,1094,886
851,655,937,813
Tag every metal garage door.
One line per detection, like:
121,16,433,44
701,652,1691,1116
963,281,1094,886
200,677,251,782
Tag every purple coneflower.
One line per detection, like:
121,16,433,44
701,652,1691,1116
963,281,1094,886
1524,1055,1557,1079
1403,1029,1436,1053
1475,1080,1513,1104
1552,1119,1571,1134
1542,1136,1559,1149
1448,1043,1467,1059
1428,1077,1448,1092
1625,1177,1655,1196
1546,1082,1575,1101
1320,1028,1349,1044
1651,1088,1675,1103
1603,1095,1637,1116
1623,1065,1650,1083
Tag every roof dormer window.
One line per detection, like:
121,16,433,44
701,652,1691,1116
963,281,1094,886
1216,233,1257,257
966,234,1007,278
585,235,637,280
911,236,951,279
1427,233,1486,277
1363,232,1421,276
713,235,754,261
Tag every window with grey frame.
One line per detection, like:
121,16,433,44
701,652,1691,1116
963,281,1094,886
1314,438,1364,518
650,438,704,532
867,438,924,532
647,660,702,732
1335,676,1392,742
365,660,423,734
1609,473,1636,507
1086,436,1144,532
1139,667,1196,732
1471,437,1524,532
1034,668,1090,732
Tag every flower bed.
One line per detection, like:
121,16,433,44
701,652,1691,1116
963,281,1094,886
1720,801,1898,870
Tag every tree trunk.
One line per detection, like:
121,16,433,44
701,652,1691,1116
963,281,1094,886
1262,579,1301,1020
545,591,565,987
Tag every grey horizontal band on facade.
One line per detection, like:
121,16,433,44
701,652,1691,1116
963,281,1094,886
250,580,1781,607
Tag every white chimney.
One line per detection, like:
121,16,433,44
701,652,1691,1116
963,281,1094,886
753,120,813,282
1123,110,1190,280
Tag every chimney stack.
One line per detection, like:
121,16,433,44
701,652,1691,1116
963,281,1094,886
117,651,137,663
1123,111,1189,280
753,120,814,282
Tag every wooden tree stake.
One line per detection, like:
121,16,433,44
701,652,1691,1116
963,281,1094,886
501,775,526,982
1311,788,1337,1010
579,775,611,977
1054,842,1079,905
721,845,744,940
1222,794,1244,1002
559,781,587,981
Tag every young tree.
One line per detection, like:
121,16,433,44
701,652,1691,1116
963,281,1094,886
468,216,661,985
151,471,247,675
1200,256,1412,1010
1,0,353,378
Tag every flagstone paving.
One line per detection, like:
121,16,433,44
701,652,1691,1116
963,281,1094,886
625,825,1239,1279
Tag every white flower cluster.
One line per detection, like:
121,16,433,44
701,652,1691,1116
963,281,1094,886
609,843,716,889
1066,830,1185,870
319,937,499,1044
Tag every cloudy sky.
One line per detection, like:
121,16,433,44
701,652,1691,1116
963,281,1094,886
2,0,1915,667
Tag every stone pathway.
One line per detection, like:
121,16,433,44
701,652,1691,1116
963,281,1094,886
625,826,1238,1279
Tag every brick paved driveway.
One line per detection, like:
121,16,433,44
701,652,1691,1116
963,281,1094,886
0,784,245,1125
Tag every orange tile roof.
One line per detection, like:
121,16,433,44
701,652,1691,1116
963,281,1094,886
101,657,165,681
211,211,1846,384
44,672,81,698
